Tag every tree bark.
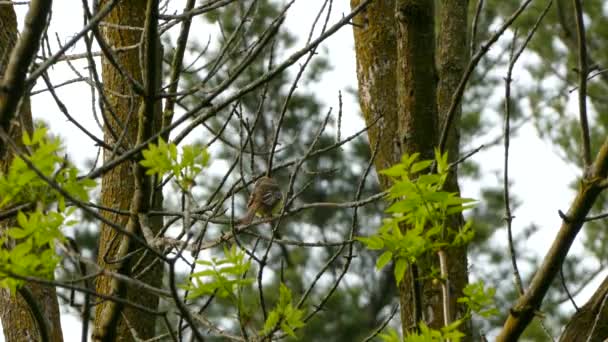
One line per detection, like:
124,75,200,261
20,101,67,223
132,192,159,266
352,0,470,336
559,275,608,341
0,3,63,342
394,0,439,334
436,0,470,338
92,1,163,340
350,0,400,191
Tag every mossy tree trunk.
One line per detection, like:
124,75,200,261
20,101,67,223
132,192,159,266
435,0,470,338
351,0,470,336
92,1,163,340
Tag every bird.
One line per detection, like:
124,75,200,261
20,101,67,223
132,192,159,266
237,176,283,226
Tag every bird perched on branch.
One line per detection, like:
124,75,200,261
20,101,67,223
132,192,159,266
237,176,283,226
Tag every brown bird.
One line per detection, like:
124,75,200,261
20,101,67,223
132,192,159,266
238,176,283,226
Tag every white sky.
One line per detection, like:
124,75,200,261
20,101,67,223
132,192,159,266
2,1,603,340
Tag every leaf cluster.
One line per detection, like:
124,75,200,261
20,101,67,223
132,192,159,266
0,128,95,293
140,138,210,189
261,283,305,338
380,320,464,342
181,245,253,300
0,127,95,210
357,151,475,285
378,281,499,341
0,210,71,292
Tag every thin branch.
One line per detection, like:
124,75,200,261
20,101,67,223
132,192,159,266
39,71,111,150
6,271,163,315
362,305,399,342
503,0,552,298
267,0,330,174
448,144,485,170
583,211,608,222
26,0,117,84
558,266,579,311
161,0,196,141
300,121,380,324
470,0,484,55
573,0,591,169
169,261,204,341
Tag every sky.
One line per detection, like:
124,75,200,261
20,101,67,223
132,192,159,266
2,0,602,340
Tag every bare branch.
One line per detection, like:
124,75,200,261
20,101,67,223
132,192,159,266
573,0,591,169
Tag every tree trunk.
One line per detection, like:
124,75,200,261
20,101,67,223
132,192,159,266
92,1,163,340
559,275,608,341
435,0,470,337
350,0,400,191
351,0,470,337
0,3,63,342
394,0,440,333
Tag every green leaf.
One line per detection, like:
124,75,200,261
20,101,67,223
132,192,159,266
6,227,29,239
380,164,406,178
379,328,401,342
182,246,252,301
394,258,408,285
262,311,280,335
22,131,32,145
10,239,32,259
355,236,384,250
410,160,433,174
376,251,393,270
16,211,28,229
279,283,292,305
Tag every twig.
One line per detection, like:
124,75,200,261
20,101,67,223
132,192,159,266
5,271,162,315
470,0,484,55
267,0,331,174
448,144,484,169
160,0,196,141
559,266,579,311
573,0,591,169
26,0,118,84
503,0,552,298
300,121,380,323
362,305,399,342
